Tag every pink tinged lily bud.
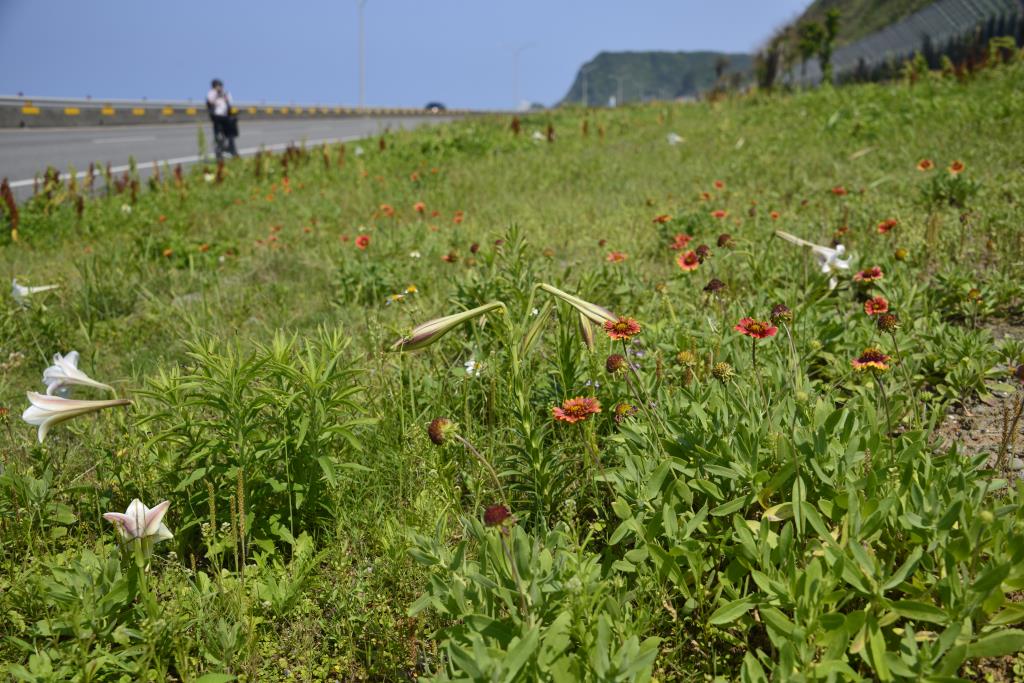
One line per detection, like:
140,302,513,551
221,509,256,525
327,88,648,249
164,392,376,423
103,499,173,544
538,283,616,325
578,312,595,350
391,301,506,351
21,392,131,443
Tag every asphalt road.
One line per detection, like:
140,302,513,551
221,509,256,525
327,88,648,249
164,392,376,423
0,115,455,198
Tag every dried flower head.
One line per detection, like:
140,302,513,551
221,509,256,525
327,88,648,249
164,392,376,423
694,244,711,261
852,347,891,372
605,354,627,374
483,504,511,527
864,296,890,316
716,233,734,248
604,317,641,340
703,278,726,294
613,402,639,424
876,313,900,334
427,417,457,446
675,350,698,367
770,304,792,323
735,317,778,339
711,362,735,382
552,396,601,424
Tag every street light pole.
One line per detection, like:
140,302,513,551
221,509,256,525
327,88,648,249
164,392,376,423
511,43,535,111
357,0,367,108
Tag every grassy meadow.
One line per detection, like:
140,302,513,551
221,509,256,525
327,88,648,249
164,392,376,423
2,58,1024,682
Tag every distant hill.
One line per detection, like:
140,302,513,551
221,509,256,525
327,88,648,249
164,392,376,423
792,0,937,46
560,51,754,106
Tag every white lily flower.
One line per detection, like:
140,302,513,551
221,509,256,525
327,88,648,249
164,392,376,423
666,132,684,145
103,499,173,544
775,230,851,290
21,392,131,443
42,351,115,397
12,278,59,307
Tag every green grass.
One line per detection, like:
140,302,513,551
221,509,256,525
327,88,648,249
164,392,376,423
2,61,1024,681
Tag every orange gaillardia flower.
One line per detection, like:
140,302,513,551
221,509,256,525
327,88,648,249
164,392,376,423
670,233,692,250
653,214,672,224
355,234,370,250
734,317,777,339
854,266,884,283
676,250,700,271
413,201,426,213
864,296,890,315
552,396,601,424
604,317,641,340
852,347,891,372
917,159,934,171
877,218,898,234
453,210,465,224
770,211,780,220
948,160,965,175
606,251,627,263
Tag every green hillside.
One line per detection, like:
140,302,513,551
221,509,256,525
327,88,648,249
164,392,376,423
560,50,754,105
791,0,936,45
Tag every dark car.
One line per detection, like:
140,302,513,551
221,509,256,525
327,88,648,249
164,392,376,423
424,102,446,113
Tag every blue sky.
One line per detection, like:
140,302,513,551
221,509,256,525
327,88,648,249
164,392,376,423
0,1,810,109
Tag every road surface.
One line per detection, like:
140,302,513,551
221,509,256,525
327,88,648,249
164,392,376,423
0,115,456,198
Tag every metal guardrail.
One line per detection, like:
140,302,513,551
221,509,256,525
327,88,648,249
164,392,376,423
784,0,1024,85
0,95,473,128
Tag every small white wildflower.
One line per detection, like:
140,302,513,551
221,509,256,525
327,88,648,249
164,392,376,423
409,250,421,259
120,204,132,214
531,307,540,316
203,173,215,183
354,146,365,156
666,132,684,145
464,359,482,377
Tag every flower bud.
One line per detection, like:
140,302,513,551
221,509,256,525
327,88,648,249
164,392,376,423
770,304,792,323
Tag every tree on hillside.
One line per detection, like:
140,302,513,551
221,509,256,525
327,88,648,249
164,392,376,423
798,22,824,79
820,9,841,83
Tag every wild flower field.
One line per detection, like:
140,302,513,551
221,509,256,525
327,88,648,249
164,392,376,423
2,60,1024,682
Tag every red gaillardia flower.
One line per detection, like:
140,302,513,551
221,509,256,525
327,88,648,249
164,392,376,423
604,316,641,340
948,160,965,175
852,347,891,372
713,179,725,189
653,214,672,224
552,396,602,424
877,218,898,234
606,251,627,263
670,233,693,250
379,203,395,217
734,317,778,339
676,250,700,271
483,504,511,527
854,266,884,283
710,209,728,219
917,158,934,171
770,210,780,220
831,186,848,196
453,210,465,224
864,296,890,316
413,201,426,213
700,191,712,201
355,234,370,250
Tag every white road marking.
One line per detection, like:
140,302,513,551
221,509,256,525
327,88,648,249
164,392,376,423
6,134,364,189
93,136,156,144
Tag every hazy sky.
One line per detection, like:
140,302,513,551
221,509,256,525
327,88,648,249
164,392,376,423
0,1,810,109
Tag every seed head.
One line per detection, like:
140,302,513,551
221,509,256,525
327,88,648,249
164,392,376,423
711,362,735,382
483,504,511,527
427,417,457,446
894,248,908,261
770,304,792,323
675,350,698,367
695,244,711,261
717,233,734,248
876,313,901,334
703,278,726,294
605,354,627,374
